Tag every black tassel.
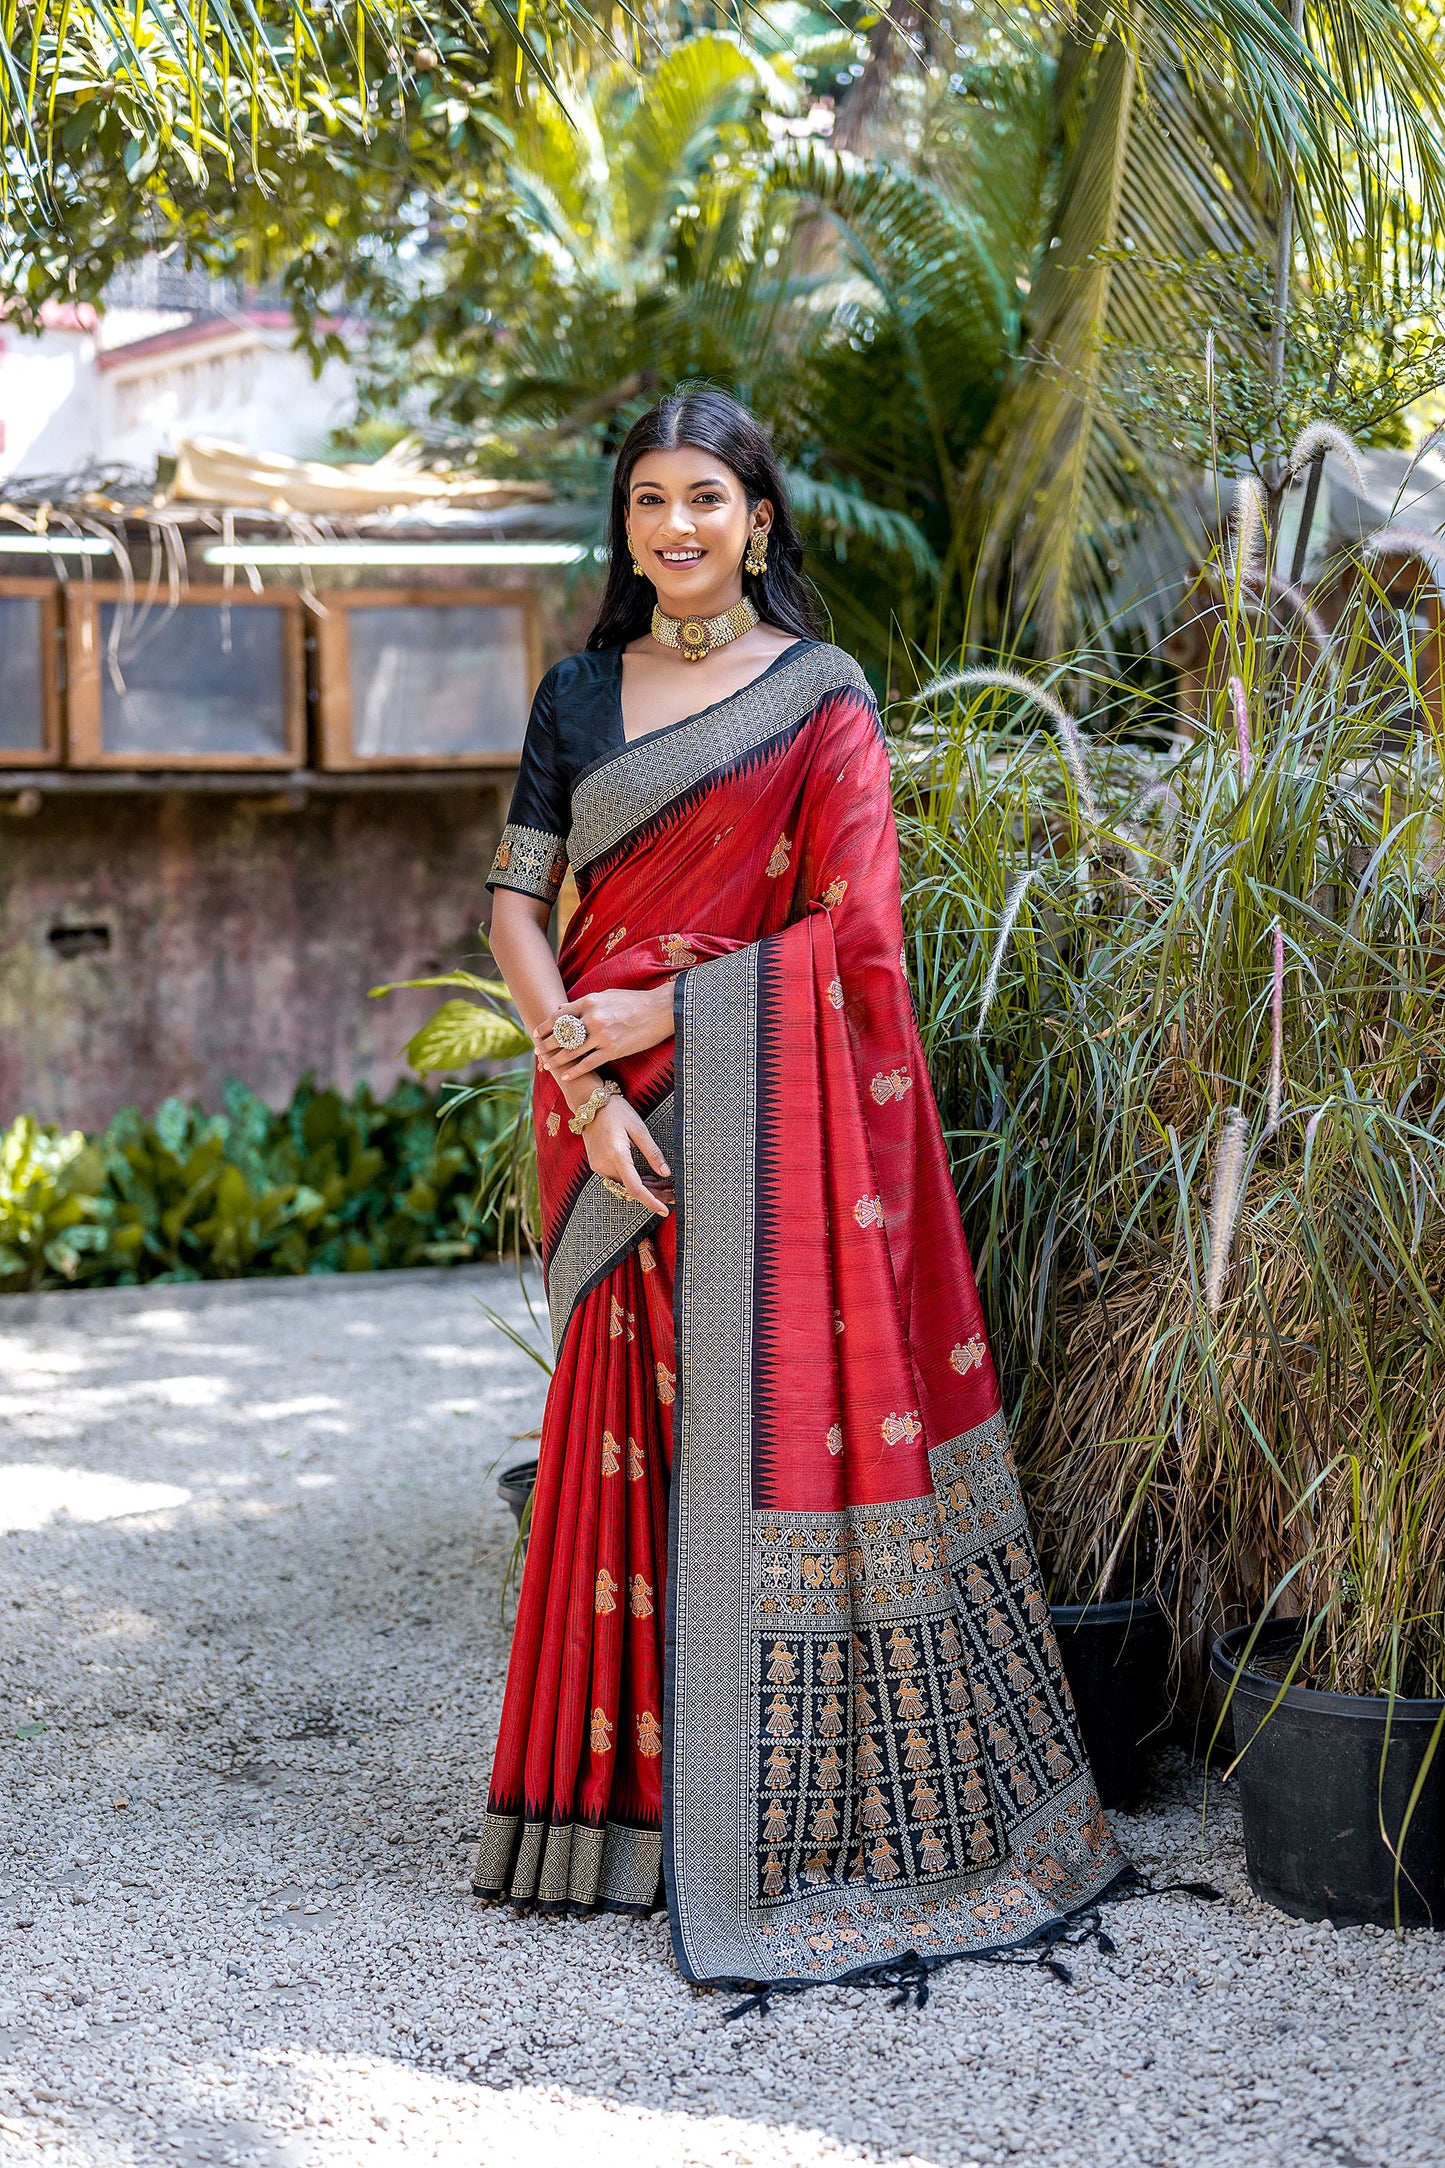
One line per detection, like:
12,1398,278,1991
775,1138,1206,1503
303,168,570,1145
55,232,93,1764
1106,1868,1224,1905
723,1983,776,2021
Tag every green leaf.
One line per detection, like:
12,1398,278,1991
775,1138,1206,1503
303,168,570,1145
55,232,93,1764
368,972,512,1000
402,1000,532,1074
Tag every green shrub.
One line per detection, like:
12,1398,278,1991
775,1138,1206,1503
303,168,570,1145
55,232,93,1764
0,1075,527,1293
0,1116,116,1290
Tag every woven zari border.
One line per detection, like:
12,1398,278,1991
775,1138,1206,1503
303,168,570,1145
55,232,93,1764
489,822,569,904
473,1810,662,1913
544,1095,675,1354
663,947,1126,1988
567,643,870,877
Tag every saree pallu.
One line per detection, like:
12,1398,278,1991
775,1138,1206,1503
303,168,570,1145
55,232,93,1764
476,642,1129,1985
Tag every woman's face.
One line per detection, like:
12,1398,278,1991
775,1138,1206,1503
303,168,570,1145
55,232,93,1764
625,446,771,619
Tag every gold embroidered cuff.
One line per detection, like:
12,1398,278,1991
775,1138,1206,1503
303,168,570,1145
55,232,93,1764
488,822,569,904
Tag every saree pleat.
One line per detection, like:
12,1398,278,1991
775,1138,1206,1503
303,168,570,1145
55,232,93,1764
476,639,1130,1982
476,1234,675,1914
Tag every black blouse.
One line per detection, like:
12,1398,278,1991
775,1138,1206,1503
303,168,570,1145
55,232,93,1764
486,641,818,904
486,649,625,905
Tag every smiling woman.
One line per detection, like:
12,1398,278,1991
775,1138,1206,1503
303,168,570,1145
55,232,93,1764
475,390,1128,1996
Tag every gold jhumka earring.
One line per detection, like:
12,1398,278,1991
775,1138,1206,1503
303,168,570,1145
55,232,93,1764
744,527,769,577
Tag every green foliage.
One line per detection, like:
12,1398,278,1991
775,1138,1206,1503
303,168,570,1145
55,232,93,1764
965,33,1268,652
0,1117,116,1289
0,1076,528,1292
366,968,533,1075
346,42,1012,670
0,9,514,328
398,1000,533,1075
1100,254,1445,479
0,0,626,315
965,2,1445,649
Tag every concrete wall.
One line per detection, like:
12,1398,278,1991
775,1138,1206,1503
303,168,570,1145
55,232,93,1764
96,316,355,476
0,314,99,481
0,786,504,1131
0,305,354,483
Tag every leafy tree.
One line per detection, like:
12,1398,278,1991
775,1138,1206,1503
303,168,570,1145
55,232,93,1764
1100,253,1445,489
962,0,1445,650
339,32,1018,669
0,7,513,322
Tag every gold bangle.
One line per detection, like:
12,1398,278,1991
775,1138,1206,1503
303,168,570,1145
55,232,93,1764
567,1079,621,1134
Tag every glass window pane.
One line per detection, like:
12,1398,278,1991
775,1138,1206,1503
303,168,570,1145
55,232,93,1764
0,596,47,752
347,604,530,757
98,602,290,757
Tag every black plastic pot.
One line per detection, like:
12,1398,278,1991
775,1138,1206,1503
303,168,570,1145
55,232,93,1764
497,1459,538,1530
1212,1620,1445,1929
1051,1588,1170,1810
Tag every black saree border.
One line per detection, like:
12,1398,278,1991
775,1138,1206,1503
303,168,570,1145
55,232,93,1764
567,642,870,880
473,1807,664,1915
665,948,761,1984
543,1091,676,1356
664,944,1131,1990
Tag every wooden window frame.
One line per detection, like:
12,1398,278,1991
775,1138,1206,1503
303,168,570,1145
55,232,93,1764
314,586,541,771
65,582,307,770
0,577,62,767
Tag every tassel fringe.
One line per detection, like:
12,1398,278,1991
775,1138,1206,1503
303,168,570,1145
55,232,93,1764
721,1866,1223,2019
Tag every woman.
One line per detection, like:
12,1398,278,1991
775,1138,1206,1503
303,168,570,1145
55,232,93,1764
477,389,1127,1990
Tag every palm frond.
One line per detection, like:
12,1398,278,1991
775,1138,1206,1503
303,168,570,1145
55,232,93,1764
968,31,1269,650
784,469,939,579
620,33,775,260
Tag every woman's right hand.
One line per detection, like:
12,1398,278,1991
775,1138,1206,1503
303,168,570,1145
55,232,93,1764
583,1094,674,1215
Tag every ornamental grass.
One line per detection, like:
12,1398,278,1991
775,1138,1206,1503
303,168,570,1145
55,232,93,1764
895,549,1445,1702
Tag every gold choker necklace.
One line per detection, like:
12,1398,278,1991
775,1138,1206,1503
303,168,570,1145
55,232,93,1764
651,595,759,664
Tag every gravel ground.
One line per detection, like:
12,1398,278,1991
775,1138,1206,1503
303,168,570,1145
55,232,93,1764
0,1265,1439,2168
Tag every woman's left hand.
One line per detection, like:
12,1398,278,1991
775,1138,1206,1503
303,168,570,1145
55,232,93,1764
534,983,676,1085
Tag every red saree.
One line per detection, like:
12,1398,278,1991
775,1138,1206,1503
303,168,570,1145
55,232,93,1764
476,641,1128,1985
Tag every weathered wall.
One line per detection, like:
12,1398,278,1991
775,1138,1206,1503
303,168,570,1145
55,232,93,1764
0,786,504,1130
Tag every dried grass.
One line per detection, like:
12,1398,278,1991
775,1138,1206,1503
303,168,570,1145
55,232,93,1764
896,566,1445,1698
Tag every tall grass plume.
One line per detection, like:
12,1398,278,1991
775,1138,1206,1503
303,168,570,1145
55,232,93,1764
1228,474,1265,585
1228,675,1253,782
1288,419,1365,492
913,665,1098,826
1267,921,1285,1134
1205,1109,1249,1314
974,869,1038,1041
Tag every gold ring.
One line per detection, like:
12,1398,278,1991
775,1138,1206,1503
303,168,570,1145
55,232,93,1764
553,1012,588,1051
601,1176,630,1200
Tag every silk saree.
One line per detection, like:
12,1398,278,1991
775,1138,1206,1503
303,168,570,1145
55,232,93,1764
476,639,1128,1988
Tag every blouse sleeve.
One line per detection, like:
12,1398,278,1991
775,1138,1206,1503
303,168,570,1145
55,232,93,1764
486,665,570,905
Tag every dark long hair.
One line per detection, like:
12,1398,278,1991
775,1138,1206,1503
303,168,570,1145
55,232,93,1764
586,390,819,650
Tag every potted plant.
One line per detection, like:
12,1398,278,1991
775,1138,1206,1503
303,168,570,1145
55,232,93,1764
894,438,1445,1843
1213,1622,1443,1929
1210,1384,1445,1927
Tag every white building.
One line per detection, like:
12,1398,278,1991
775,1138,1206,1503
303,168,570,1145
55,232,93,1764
0,270,355,486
